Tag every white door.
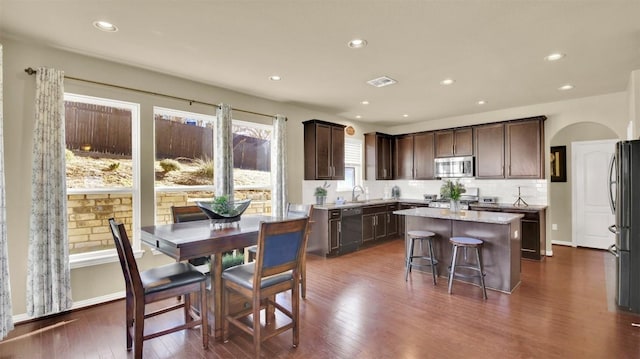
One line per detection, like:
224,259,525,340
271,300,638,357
572,140,617,249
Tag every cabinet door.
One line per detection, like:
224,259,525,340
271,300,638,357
386,212,398,238
331,125,345,179
329,218,340,252
374,213,387,240
377,135,393,179
454,128,473,156
394,135,414,179
506,119,543,178
521,219,540,260
435,130,454,157
475,123,505,178
362,214,375,242
414,132,435,179
315,124,333,179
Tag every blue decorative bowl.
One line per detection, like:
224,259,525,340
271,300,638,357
196,199,252,224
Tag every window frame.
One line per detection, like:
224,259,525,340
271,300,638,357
337,137,363,191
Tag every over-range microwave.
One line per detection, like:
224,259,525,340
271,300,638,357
434,156,474,178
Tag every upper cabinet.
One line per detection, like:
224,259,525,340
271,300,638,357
474,123,505,178
394,132,435,180
365,132,393,180
435,127,473,157
303,120,345,180
505,117,545,179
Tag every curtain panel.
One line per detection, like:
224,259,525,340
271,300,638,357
215,103,234,199
271,115,287,217
26,67,72,317
0,43,14,339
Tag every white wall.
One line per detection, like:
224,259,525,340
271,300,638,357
629,70,640,139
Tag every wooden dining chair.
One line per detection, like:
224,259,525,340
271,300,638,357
108,218,209,359
171,205,211,268
221,216,310,358
246,204,314,298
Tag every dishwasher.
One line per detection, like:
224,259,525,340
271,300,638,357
340,207,362,254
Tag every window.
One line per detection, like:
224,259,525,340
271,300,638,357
338,138,363,191
232,120,272,215
154,107,216,224
65,93,140,266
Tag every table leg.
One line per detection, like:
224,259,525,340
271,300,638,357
212,253,223,340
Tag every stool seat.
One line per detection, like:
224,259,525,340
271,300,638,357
408,230,435,238
450,237,483,247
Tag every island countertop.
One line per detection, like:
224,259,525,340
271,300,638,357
393,207,524,224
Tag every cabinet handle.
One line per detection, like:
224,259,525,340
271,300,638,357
338,222,341,233
453,144,456,154
387,213,390,223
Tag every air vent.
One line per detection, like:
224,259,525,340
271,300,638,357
366,76,397,88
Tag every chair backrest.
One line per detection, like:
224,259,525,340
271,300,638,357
254,217,310,283
286,203,313,218
109,218,144,299
171,205,209,223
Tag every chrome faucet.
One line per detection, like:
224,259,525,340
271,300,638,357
352,185,365,202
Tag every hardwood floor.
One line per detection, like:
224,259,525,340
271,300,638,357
2,239,640,358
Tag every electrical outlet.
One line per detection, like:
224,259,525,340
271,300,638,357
552,224,558,230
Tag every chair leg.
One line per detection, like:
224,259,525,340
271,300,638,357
428,238,437,285
222,283,229,343
134,302,145,359
253,294,262,358
184,292,192,324
300,251,307,299
292,276,300,348
448,245,459,294
476,247,488,300
405,238,415,281
200,282,209,348
125,291,134,350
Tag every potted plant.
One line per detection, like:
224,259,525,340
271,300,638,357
440,180,466,212
314,181,330,205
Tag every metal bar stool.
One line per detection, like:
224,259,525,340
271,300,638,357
447,237,488,299
405,230,438,284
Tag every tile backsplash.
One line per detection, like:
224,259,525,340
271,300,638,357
302,178,548,205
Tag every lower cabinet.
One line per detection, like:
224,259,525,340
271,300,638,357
386,204,398,238
328,210,341,254
363,205,387,243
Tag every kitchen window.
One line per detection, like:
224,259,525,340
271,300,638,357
338,138,363,191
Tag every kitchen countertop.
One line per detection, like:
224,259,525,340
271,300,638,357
471,203,547,211
314,198,546,211
394,207,524,225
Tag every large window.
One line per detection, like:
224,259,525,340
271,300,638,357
65,93,140,266
338,138,363,191
154,107,216,224
232,120,272,215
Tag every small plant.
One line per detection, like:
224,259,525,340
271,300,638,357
221,252,245,270
314,181,330,197
65,149,75,161
159,158,181,172
194,157,214,178
211,195,236,216
440,180,465,200
103,162,120,171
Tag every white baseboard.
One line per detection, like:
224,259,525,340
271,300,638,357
12,291,126,324
551,240,574,247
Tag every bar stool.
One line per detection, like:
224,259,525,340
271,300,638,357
447,237,488,299
405,230,438,284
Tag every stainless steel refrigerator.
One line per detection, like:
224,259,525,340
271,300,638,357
608,139,640,313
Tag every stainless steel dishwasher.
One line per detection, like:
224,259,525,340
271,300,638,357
340,207,362,254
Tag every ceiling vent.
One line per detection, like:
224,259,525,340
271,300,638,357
367,76,397,88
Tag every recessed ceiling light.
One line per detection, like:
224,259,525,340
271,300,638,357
545,53,565,61
558,84,574,91
355,115,362,119
361,100,370,105
348,39,367,48
93,20,118,32
440,78,455,85
403,114,409,118
477,100,487,105
269,75,281,81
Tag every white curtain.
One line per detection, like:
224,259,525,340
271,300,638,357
271,115,287,217
0,44,14,339
26,67,72,317
215,103,234,198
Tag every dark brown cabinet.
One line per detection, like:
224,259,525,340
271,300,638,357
505,117,544,179
386,204,399,238
474,123,505,178
394,132,435,179
362,205,390,242
303,120,345,180
328,210,341,254
365,132,393,180
435,127,473,158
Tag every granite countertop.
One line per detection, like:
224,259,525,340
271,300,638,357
314,198,547,212
393,207,524,225
314,198,399,210
470,203,548,211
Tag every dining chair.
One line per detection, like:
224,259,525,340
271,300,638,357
246,203,314,298
108,218,209,359
171,205,211,269
221,216,310,358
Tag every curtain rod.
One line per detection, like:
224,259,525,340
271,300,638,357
24,67,280,120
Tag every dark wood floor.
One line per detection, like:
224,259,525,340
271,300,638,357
2,239,640,358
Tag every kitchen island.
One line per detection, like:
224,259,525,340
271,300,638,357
394,207,524,293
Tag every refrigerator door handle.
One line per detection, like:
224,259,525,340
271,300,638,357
608,154,616,214
607,244,619,257
608,224,618,234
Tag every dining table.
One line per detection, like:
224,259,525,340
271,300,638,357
140,214,273,340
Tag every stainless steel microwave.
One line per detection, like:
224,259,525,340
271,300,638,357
434,156,474,178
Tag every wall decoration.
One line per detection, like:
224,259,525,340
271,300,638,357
550,145,567,182
345,126,355,136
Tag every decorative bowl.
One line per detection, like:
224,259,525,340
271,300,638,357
196,199,252,224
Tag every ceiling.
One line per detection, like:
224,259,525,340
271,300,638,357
1,1,640,126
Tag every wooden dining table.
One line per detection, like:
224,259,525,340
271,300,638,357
140,214,273,340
